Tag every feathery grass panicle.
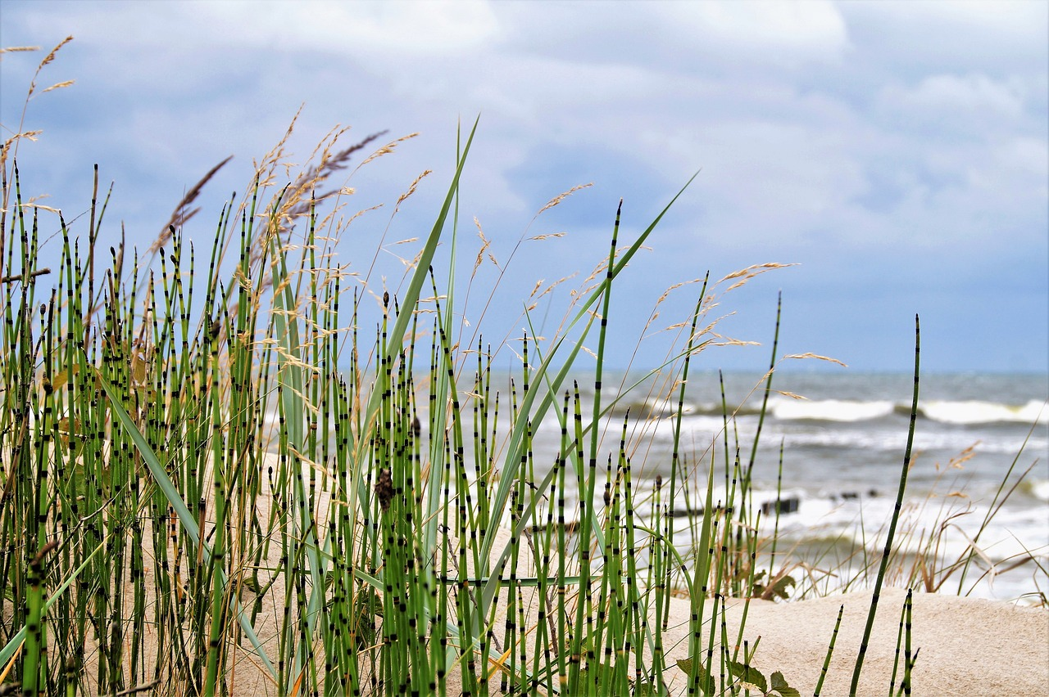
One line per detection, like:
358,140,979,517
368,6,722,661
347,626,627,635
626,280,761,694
783,352,848,367
0,46,43,54
535,182,593,217
155,155,234,248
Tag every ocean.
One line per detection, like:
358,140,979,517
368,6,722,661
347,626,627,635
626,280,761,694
270,369,1049,603
520,370,1049,603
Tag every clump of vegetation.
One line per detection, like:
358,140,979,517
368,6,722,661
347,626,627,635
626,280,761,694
0,39,1042,697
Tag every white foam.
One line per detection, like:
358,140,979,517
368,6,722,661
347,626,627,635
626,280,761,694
1031,480,1049,502
770,398,895,422
921,399,1048,425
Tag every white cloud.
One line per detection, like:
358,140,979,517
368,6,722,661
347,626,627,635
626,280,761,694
11,1,501,58
654,0,849,55
839,0,1047,74
974,136,1049,208
878,73,1027,126
849,0,1046,40
2,0,1045,370
196,0,501,56
492,0,850,76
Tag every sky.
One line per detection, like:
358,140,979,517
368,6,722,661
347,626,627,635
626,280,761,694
1,0,1047,374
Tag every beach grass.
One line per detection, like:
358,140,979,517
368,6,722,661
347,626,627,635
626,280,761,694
0,40,1045,696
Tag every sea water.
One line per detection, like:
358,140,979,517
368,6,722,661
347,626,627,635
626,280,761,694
524,370,1049,603
271,370,1048,603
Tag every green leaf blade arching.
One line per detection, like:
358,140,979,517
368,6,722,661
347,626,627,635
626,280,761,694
94,366,277,682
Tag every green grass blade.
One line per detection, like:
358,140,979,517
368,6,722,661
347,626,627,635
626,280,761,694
94,366,277,682
850,315,920,695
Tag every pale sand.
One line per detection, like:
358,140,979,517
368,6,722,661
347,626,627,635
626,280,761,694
442,526,1049,696
94,454,1047,696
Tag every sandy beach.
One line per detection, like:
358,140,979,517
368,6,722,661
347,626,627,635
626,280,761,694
91,456,1048,696
439,525,1049,696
